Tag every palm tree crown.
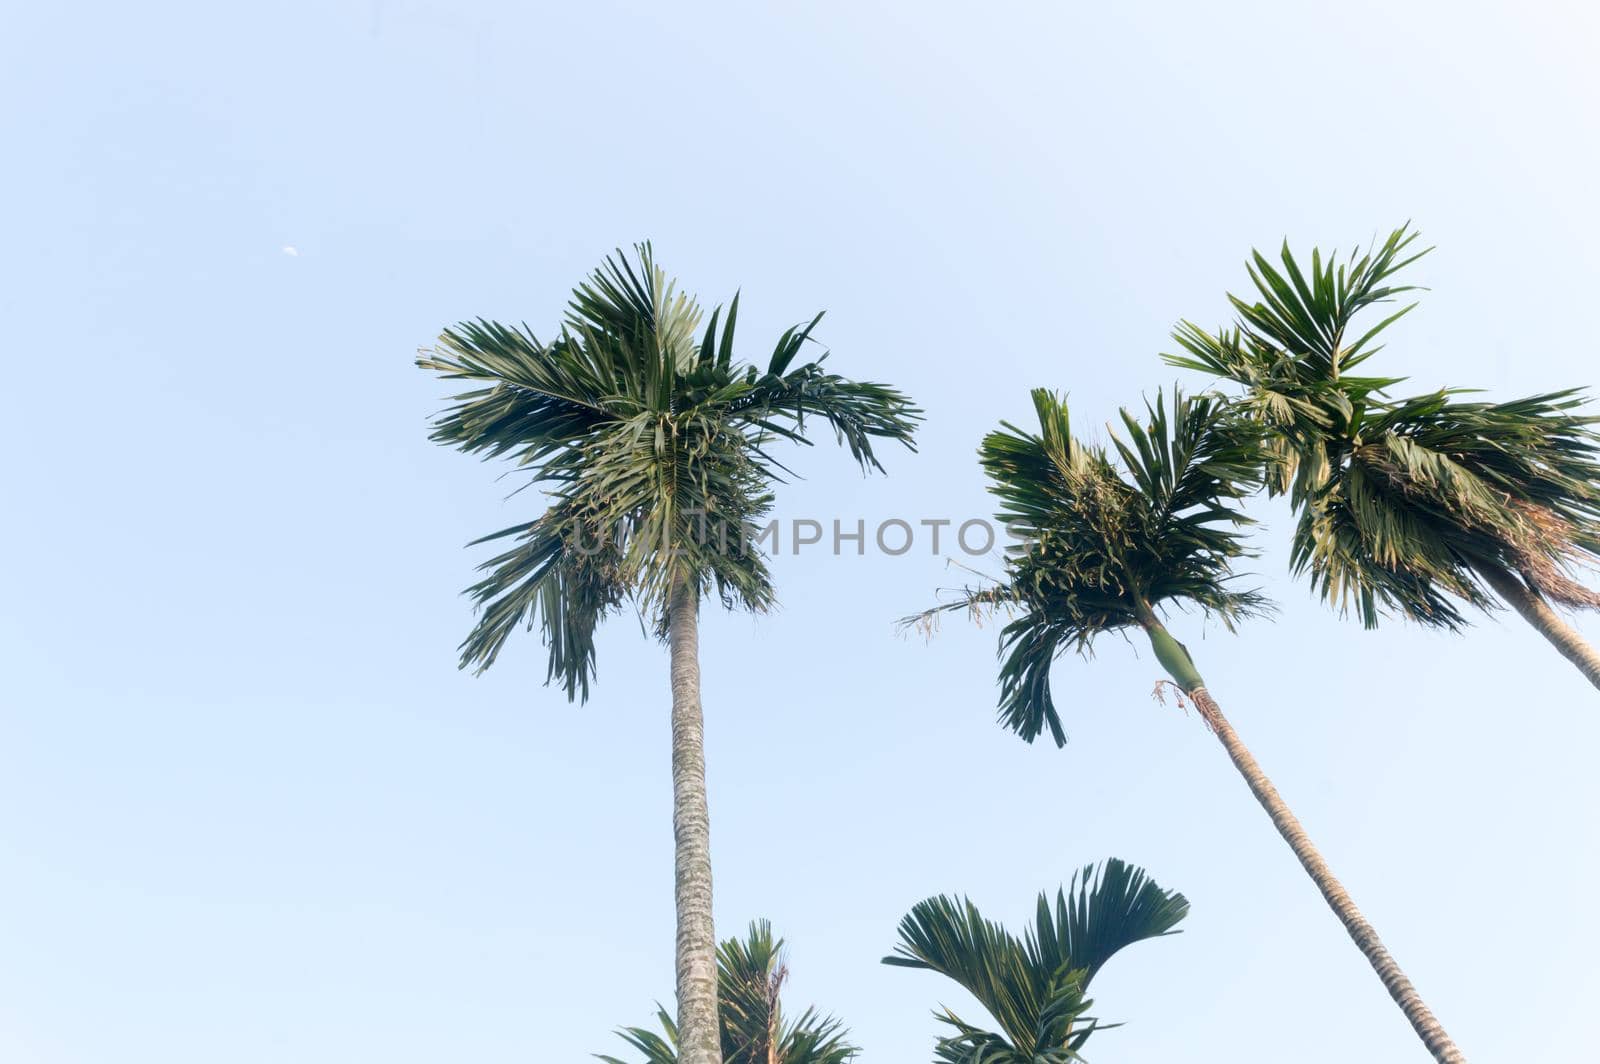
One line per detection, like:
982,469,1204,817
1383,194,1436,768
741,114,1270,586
600,920,859,1064
1167,224,1600,629
419,245,921,695
883,859,1189,1063
916,387,1267,745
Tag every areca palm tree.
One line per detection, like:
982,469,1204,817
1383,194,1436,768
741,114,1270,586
1167,225,1600,691
599,920,859,1064
419,246,918,1064
882,858,1189,1062
912,389,1465,1061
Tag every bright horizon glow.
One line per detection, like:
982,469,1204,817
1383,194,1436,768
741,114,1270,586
3,2,1598,1062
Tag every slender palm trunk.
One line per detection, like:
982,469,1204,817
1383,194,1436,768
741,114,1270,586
1142,619,1465,1063
669,578,721,1064
1478,564,1600,693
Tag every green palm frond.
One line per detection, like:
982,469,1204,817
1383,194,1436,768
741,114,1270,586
600,921,858,1064
908,387,1269,745
455,501,625,694
884,859,1188,1062
1168,225,1600,627
773,1011,857,1064
1165,223,1427,386
1370,390,1600,607
596,1009,680,1064
927,995,1093,1064
1165,224,1425,500
1225,223,1429,381
1027,860,1190,987
421,244,921,697
885,893,1055,1050
717,919,786,1063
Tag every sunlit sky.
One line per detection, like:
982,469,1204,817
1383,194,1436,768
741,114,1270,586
4,2,1599,1061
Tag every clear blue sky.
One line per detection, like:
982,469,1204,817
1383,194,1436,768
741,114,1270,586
4,2,1598,1061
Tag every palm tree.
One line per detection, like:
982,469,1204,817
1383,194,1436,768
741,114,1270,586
1167,225,1600,691
419,246,918,1064
911,389,1465,1061
599,920,859,1064
882,858,1189,1062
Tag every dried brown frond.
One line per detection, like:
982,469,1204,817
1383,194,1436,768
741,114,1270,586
1503,501,1600,610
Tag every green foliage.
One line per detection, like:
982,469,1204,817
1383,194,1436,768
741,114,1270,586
420,245,920,697
598,921,858,1064
1168,224,1600,627
911,388,1268,745
884,859,1189,1063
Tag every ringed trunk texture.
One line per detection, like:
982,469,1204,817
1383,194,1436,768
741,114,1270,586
1190,686,1465,1064
668,579,721,1064
1479,564,1600,694
1140,615,1464,1062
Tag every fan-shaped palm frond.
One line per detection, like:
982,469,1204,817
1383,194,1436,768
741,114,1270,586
883,859,1188,1062
908,387,1268,745
599,921,859,1064
421,244,921,695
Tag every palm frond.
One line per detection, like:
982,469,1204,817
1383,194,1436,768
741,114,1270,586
1232,223,1429,380
418,321,620,470
885,860,1187,1062
884,894,1052,1050
928,996,1092,1064
596,1008,680,1064
454,501,624,692
916,387,1267,745
1163,226,1425,500
1168,224,1600,626
565,241,704,380
717,919,785,1064
777,1009,858,1064
422,245,920,697
1027,859,1190,987
601,921,859,1064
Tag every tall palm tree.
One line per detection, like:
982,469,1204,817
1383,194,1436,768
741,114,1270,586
882,858,1189,1062
599,920,859,1064
1167,225,1600,691
419,246,918,1064
911,389,1465,1061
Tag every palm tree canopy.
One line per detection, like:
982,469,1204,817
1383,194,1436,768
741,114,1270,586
913,387,1267,745
1167,224,1600,627
598,920,858,1064
419,245,920,697
883,859,1189,1063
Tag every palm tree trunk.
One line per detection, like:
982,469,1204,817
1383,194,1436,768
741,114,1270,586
1142,620,1465,1063
669,577,721,1064
1478,564,1600,693
1191,687,1464,1062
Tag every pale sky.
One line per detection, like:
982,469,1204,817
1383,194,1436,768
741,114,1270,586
4,2,1599,1061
